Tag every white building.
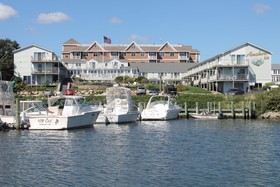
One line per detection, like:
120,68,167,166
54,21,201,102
184,43,272,93
13,45,66,85
62,58,138,81
271,64,280,85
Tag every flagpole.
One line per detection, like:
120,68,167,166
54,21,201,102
102,35,104,64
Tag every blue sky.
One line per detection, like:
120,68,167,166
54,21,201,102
1,0,280,63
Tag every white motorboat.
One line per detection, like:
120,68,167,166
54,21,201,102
140,95,181,120
27,95,100,130
95,86,139,124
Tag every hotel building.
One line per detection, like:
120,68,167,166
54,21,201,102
61,39,200,82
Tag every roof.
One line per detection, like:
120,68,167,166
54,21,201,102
63,39,80,45
62,39,200,53
272,64,280,69
188,42,273,70
13,44,54,54
129,62,196,73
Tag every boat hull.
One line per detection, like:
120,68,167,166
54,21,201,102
28,111,99,130
141,108,180,121
96,112,139,124
189,113,221,119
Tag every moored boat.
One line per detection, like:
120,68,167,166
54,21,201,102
94,86,139,124
140,95,181,120
27,95,100,130
189,111,224,119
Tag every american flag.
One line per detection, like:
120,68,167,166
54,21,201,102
103,36,111,44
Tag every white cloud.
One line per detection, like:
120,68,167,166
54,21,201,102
129,34,149,43
37,12,70,24
254,3,271,15
0,3,17,20
110,17,122,25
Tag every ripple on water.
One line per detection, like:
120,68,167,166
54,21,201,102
0,119,280,186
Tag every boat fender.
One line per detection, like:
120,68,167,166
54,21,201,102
115,98,121,104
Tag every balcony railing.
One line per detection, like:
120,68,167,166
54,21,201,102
31,56,59,62
148,56,157,60
32,68,59,74
178,56,188,60
217,74,248,80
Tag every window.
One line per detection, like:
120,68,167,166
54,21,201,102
120,52,126,56
170,52,174,56
131,52,136,56
141,52,145,56
34,52,46,61
111,52,118,56
160,52,165,56
231,55,236,63
94,52,100,56
73,52,80,59
179,52,185,56
237,55,245,64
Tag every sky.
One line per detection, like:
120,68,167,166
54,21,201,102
1,0,280,63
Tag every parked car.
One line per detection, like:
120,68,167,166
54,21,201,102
164,84,177,96
136,87,146,95
44,89,53,96
148,89,160,95
267,85,279,91
65,88,75,95
226,88,244,95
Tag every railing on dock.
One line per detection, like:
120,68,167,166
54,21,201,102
138,101,256,119
178,101,256,119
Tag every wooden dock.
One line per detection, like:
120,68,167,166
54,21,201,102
178,101,256,119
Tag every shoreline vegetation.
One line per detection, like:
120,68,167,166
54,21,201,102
13,82,280,119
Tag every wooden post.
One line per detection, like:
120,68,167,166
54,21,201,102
196,102,199,114
242,101,245,119
218,102,221,114
248,101,252,119
207,102,210,113
231,101,235,119
15,98,20,130
184,102,188,118
252,102,256,119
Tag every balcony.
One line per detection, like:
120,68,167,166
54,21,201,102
178,56,188,60
148,56,157,60
31,56,59,62
217,74,249,81
32,68,59,74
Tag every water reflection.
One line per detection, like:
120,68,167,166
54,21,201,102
1,119,280,186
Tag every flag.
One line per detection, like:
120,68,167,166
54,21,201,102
103,36,111,44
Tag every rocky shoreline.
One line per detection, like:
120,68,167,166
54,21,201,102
257,112,280,119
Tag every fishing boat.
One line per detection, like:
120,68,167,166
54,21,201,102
188,111,224,119
94,86,139,124
140,95,181,120
27,95,100,130
0,80,16,127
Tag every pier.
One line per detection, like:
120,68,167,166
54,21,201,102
178,101,256,119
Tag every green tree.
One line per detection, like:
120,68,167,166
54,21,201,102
0,38,20,80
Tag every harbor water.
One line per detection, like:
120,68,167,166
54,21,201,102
1,119,280,186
